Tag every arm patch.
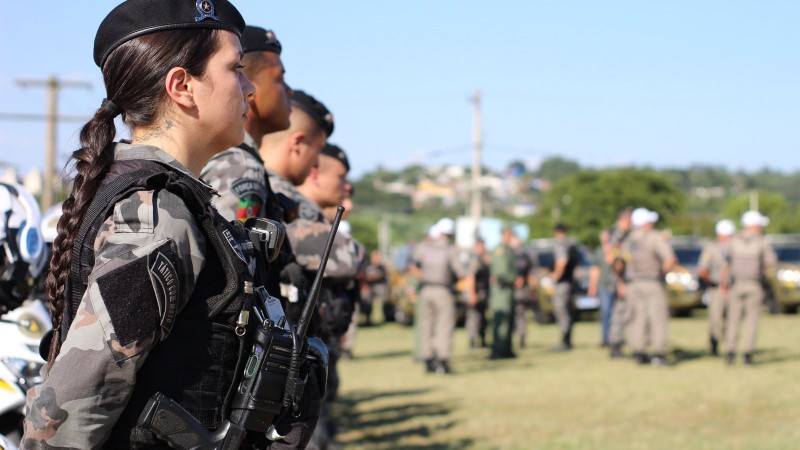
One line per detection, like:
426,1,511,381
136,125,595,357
96,241,179,346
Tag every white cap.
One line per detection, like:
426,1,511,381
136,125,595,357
715,219,735,236
435,217,455,235
741,210,769,228
631,208,659,228
428,223,442,239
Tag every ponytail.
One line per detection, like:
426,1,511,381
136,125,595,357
45,106,117,365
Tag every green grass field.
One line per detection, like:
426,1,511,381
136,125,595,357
333,311,800,449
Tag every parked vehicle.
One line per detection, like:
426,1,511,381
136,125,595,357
0,299,50,447
528,239,598,324
763,235,800,314
666,236,704,316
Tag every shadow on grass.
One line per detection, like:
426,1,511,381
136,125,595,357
750,347,800,365
352,349,412,360
334,389,474,449
670,346,707,364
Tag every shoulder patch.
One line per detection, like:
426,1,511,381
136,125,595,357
236,197,263,221
149,247,179,339
231,179,264,200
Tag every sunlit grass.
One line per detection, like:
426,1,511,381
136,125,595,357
334,310,800,449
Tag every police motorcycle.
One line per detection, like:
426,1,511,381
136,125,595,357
0,182,50,448
137,207,345,450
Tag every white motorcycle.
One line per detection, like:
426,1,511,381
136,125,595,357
0,299,50,449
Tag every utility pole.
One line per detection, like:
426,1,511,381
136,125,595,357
469,89,482,240
14,76,91,208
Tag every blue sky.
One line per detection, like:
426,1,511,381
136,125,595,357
1,1,797,178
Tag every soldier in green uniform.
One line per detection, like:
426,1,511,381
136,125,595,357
490,226,517,359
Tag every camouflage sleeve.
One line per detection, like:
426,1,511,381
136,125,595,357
654,234,677,263
449,247,467,279
201,148,268,222
287,218,359,279
553,241,568,263
21,189,205,450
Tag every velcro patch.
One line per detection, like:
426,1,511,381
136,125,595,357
97,256,160,346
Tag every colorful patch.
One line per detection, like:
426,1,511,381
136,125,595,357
236,197,263,221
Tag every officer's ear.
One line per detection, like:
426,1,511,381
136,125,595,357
164,67,195,111
288,130,308,155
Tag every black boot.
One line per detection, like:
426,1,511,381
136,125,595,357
743,353,754,365
424,359,436,373
634,352,649,365
436,359,452,375
725,352,736,366
710,336,719,357
609,343,623,359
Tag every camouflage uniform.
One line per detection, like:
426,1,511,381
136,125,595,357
201,132,268,222
21,145,260,449
269,173,361,450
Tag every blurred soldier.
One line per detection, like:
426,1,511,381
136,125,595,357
697,219,735,356
623,208,676,366
511,233,535,349
490,226,517,359
550,223,579,351
589,229,616,347
262,90,333,322
201,26,290,222
363,249,389,326
411,217,465,374
295,144,362,449
724,211,777,365
607,208,632,358
465,238,490,348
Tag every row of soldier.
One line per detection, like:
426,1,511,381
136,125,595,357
409,206,776,373
198,26,366,449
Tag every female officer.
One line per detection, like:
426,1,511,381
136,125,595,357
16,1,290,448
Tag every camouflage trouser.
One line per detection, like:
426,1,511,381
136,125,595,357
340,302,359,352
724,280,763,354
608,298,630,346
419,285,456,360
707,287,729,341
628,280,669,355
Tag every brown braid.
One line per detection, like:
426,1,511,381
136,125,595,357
44,29,221,366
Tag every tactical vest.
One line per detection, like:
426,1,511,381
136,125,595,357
729,234,765,282
60,159,260,448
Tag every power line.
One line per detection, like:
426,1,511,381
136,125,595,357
6,76,92,208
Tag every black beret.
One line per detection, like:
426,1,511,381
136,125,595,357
94,0,245,67
241,26,282,55
320,143,349,172
291,90,335,137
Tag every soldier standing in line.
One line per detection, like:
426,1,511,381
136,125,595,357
622,208,676,366
697,219,735,357
724,211,777,365
490,226,517,359
606,208,632,358
201,25,290,222
550,223,579,351
411,218,465,374
465,238,490,348
294,144,362,449
511,233,536,349
363,249,389,326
